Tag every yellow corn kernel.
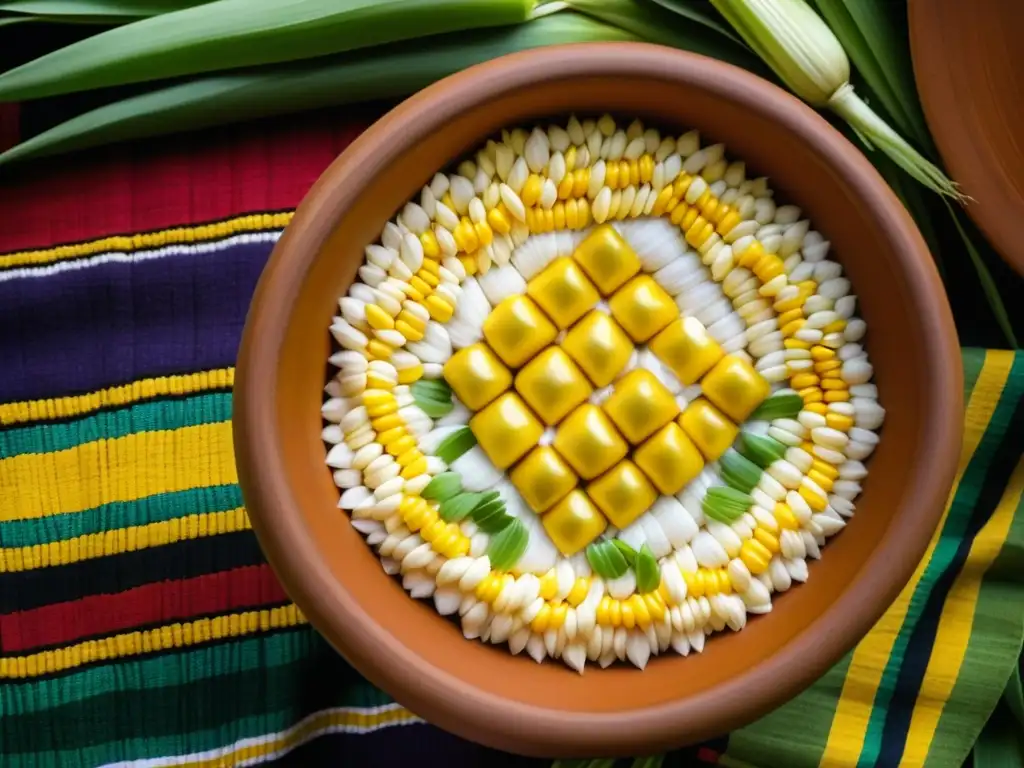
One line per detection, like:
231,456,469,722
773,296,804,314
700,354,771,423
650,316,724,385
826,412,855,431
482,295,557,368
673,173,693,198
418,258,440,277
541,208,556,233
521,173,542,207
371,413,403,432
565,145,577,171
447,533,471,558
799,387,824,404
651,186,674,216
603,369,680,444
781,319,806,337
377,426,406,446
669,201,688,226
620,598,635,629
703,568,721,597
801,440,816,455
553,203,566,230
686,218,716,249
408,275,433,298
679,397,739,462
808,469,834,493
572,168,590,198
680,207,700,232
419,230,441,259
530,603,552,633
776,309,804,329
366,372,395,390
387,435,418,458
823,319,847,335
634,422,704,495
639,154,654,183
539,570,559,601
423,294,453,323
396,448,423,468
400,458,428,479
486,206,511,235
737,240,764,268
401,494,426,518
572,223,642,295
527,256,600,330
363,390,395,409
791,373,820,390
683,569,706,598
549,602,568,631
441,192,454,211
587,460,659,531
597,595,612,626
396,309,426,334
812,458,840,480
821,378,849,391
824,389,851,403
453,219,479,253
659,579,675,606
629,593,651,628
774,502,800,530
416,269,439,289
511,445,578,513
565,199,580,229
421,518,447,542
475,573,503,603
716,569,733,595
757,510,780,535
717,210,742,236
458,255,477,276
396,363,423,385
753,255,785,283
576,197,591,228
567,578,590,607
542,489,608,556
390,320,423,342
805,401,829,415
754,527,780,554
609,275,677,343
799,485,828,512
366,339,394,360
609,598,622,628
785,338,812,350
557,173,574,200
643,591,666,622
626,160,638,187
740,539,772,575
364,304,394,331
815,360,842,374
811,345,836,361
474,221,493,248
605,161,619,190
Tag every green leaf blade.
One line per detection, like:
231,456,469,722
487,517,528,570
634,543,660,593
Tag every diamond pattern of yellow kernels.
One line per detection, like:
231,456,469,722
633,422,705,495
700,354,771,422
510,446,578,513
527,257,600,329
442,342,511,411
469,392,544,469
587,460,658,530
542,490,608,556
560,310,633,387
553,404,629,480
602,369,680,444
572,224,641,295
649,316,724,385
609,275,678,343
482,295,557,368
514,347,593,426
678,397,738,461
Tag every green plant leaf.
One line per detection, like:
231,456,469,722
434,427,477,465
487,517,528,570
585,539,629,580
611,538,637,566
719,447,762,494
470,495,511,533
703,486,754,523
0,0,537,101
749,392,803,421
638,0,743,44
422,471,462,501
438,491,484,523
411,379,454,417
634,543,660,593
0,12,638,166
737,432,786,468
0,0,203,15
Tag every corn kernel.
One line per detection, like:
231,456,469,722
821,378,849,391
800,387,824,404
602,369,679,444
442,343,512,411
608,275,677,342
811,345,836,361
644,591,666,621
587,460,658,530
567,577,590,607
522,174,543,207
401,458,428,479
419,230,441,259
366,339,394,360
549,602,568,631
530,603,552,633
453,219,479,253
572,224,641,295
683,570,705,598
560,310,634,388
553,404,629,479
808,469,834,492
630,593,651,628
639,154,654,183
572,168,590,198
542,490,608,556
811,458,840,480
633,422,704,495
651,186,674,216
805,402,828,415
424,294,454,323
737,240,764,268
511,446,578,514
679,398,738,462
372,413,403,432
823,320,847,335
408,275,433,298
740,539,771,574
557,174,575,200
377,426,405,446
649,316,724,385
396,448,424,468
754,527,780,554
781,319,806,337
458,255,477,276
469,392,544,469
777,308,804,328
700,354,771,423
774,502,800,530
538,569,559,601
421,518,446,542
826,412,854,431
824,389,851,403
486,207,511,235
396,309,427,334
527,256,601,329
597,595,612,626
753,255,785,283
799,485,828,512
791,372,820,390
387,435,418,457
476,573,503,603
816,360,842,374
553,203,566,230
482,295,557,368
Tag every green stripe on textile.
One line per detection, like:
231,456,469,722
0,392,231,459
962,347,987,403
926,459,1024,767
0,484,243,547
857,351,1020,767
722,654,853,768
3,628,395,765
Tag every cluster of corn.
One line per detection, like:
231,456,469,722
322,114,884,672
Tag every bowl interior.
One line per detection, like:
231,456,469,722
238,46,960,756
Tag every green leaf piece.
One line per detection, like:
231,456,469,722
611,538,637,566
470,495,511,533
703,486,754,524
634,543,660,594
750,392,804,421
719,448,762,493
487,518,528,571
438,491,483,523
411,379,454,418
585,539,629,580
421,471,462,502
435,427,476,465
738,432,787,468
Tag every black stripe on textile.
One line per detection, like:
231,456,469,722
0,530,265,614
876,376,1024,766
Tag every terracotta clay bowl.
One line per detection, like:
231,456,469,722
909,0,1024,276
233,43,962,757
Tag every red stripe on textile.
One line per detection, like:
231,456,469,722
0,108,378,253
0,564,287,653
0,104,18,153
697,747,721,763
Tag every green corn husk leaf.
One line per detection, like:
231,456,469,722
0,12,639,166
486,517,528,570
703,486,754,523
0,0,203,15
421,471,462,502
749,392,803,421
0,0,539,102
633,543,660,594
719,447,762,493
636,0,743,45
737,431,786,468
434,427,477,465
585,539,629,580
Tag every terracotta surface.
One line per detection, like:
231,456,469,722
909,0,1024,276
233,43,962,757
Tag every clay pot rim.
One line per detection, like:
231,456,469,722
234,43,961,751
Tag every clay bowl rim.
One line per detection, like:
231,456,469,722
234,42,962,755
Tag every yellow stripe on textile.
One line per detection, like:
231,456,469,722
820,350,1014,766
0,507,249,573
0,213,292,270
0,604,306,679
0,421,237,521
0,368,234,426
901,456,1024,766
174,706,421,768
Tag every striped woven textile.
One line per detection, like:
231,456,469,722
0,112,1021,768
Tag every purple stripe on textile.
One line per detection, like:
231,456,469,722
0,238,273,403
